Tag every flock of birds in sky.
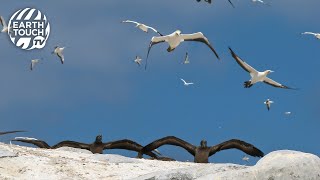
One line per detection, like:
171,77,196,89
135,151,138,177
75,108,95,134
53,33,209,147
0,0,319,163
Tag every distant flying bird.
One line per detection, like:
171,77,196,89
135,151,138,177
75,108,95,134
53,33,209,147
264,99,274,111
30,59,40,71
301,32,320,39
285,112,291,115
183,52,190,64
12,135,160,158
196,0,235,8
242,155,250,162
140,136,264,163
52,46,65,64
145,30,220,69
14,137,38,141
0,16,10,33
122,20,163,36
252,0,270,6
134,56,142,66
229,47,294,89
180,78,194,86
0,130,26,136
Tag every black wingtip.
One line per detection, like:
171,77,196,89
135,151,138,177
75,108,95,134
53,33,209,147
290,87,299,90
258,149,264,157
284,86,299,90
228,0,235,8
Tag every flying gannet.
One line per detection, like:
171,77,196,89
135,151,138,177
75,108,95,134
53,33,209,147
180,78,194,86
122,20,163,36
145,30,220,69
183,52,190,64
134,56,142,66
285,112,291,115
264,99,274,111
30,59,40,71
14,137,39,141
52,46,65,64
242,155,250,162
229,47,295,89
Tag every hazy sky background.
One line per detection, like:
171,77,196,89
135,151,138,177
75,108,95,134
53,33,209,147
0,0,319,164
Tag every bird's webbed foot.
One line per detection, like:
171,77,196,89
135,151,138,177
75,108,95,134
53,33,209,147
167,47,175,52
244,81,253,88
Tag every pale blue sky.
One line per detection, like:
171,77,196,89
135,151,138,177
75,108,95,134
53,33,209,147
0,0,319,164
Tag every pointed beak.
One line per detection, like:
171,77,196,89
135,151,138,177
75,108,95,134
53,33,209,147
270,71,274,73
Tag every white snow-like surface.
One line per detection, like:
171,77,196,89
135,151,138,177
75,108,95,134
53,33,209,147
0,143,319,180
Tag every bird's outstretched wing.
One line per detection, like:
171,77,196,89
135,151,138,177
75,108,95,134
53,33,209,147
180,78,187,84
209,139,264,157
56,53,64,64
122,20,163,36
0,130,26,135
142,136,196,156
145,36,167,69
263,77,295,89
181,32,220,60
0,16,7,27
121,20,139,25
103,139,158,158
12,139,51,148
302,32,317,36
229,47,258,73
51,140,91,150
228,0,235,8
146,25,163,36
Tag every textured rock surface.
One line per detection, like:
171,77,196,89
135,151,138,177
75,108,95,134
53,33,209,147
0,143,319,180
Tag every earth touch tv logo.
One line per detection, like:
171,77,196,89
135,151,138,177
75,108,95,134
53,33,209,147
8,8,50,50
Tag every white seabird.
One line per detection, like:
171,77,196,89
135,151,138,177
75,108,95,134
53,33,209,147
30,59,40,71
52,46,65,64
180,78,194,86
14,137,39,141
122,20,163,36
301,32,320,39
146,30,220,69
153,149,162,156
134,56,142,66
229,47,295,89
242,155,249,162
252,0,270,6
284,112,291,115
0,16,10,33
183,52,190,64
264,99,273,111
